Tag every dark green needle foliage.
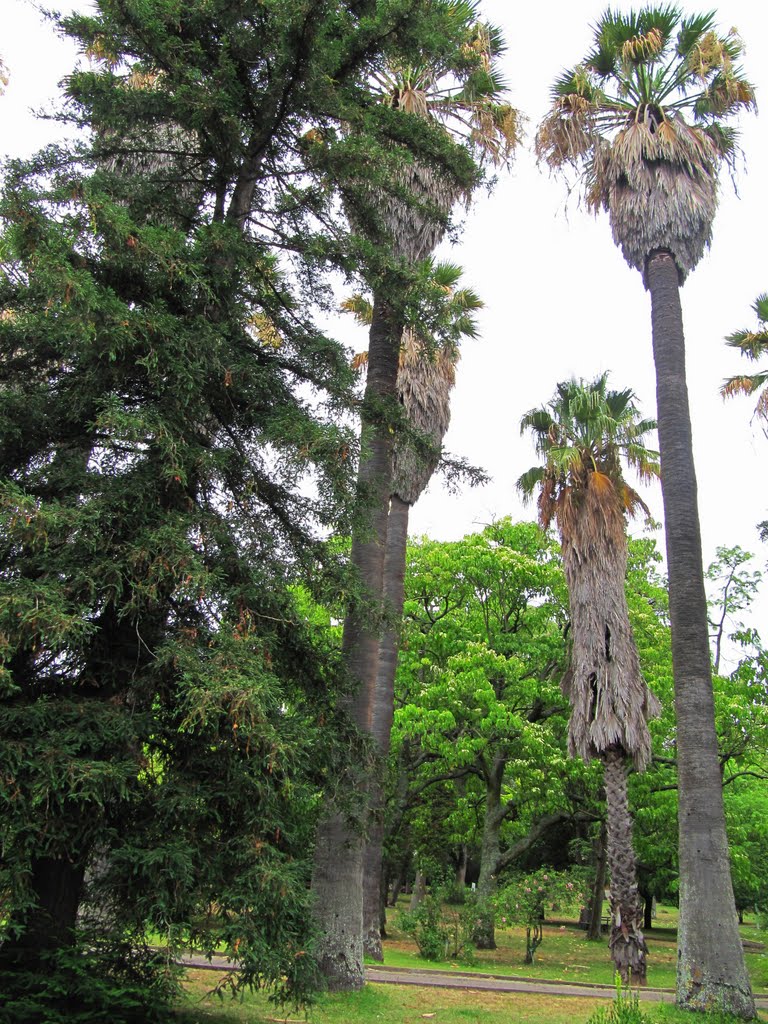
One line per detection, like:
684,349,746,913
0,1,481,1020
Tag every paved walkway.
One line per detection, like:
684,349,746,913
181,955,768,1009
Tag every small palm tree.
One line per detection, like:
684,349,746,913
518,374,660,984
536,8,756,1014
722,293,768,425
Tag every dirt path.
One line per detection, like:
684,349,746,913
181,955,768,1009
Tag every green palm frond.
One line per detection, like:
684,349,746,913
369,4,522,168
516,465,547,500
723,293,768,420
518,373,657,526
340,293,373,327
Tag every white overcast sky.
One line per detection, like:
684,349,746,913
4,0,768,651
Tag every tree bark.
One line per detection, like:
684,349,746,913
311,298,401,991
646,251,755,1018
473,757,505,950
362,495,410,960
454,844,468,892
2,856,86,970
603,748,648,984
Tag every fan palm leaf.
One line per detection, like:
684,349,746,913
535,5,754,282
722,293,768,424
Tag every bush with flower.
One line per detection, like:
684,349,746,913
494,868,586,964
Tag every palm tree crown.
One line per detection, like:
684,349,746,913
535,6,755,281
722,293,768,424
371,12,521,168
518,373,660,540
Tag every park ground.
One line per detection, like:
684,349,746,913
173,904,768,1024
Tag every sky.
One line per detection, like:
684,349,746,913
4,0,768,657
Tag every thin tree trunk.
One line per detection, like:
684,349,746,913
410,869,427,911
602,748,647,984
643,892,653,932
389,853,409,907
454,844,468,892
311,298,401,991
646,250,754,1018
587,822,608,942
362,495,410,960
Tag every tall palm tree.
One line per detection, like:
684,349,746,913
722,293,768,425
311,6,520,990
345,262,481,959
518,374,660,984
535,8,756,1015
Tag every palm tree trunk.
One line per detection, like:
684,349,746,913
646,251,754,1017
602,748,647,984
363,494,410,960
311,297,401,991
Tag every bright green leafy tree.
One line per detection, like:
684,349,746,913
393,520,578,950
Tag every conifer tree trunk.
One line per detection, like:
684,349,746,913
646,251,754,1017
311,299,401,990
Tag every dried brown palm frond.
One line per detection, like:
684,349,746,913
350,327,459,504
588,116,719,280
560,479,660,770
369,159,459,265
392,328,458,504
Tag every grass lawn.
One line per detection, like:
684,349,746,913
372,901,767,993
175,904,768,1023
178,971,767,1024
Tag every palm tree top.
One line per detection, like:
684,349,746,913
722,292,768,423
517,373,659,531
535,5,755,281
368,5,522,167
538,5,755,171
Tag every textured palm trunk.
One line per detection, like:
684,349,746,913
473,758,505,950
311,298,401,991
646,251,755,1017
602,748,647,984
362,494,410,960
560,479,656,983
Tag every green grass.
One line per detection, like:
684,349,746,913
174,903,768,1023
371,901,767,994
178,971,767,1024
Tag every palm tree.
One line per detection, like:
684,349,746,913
345,262,481,959
518,374,660,984
535,8,756,1015
722,293,768,425
311,7,519,990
